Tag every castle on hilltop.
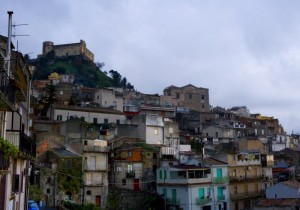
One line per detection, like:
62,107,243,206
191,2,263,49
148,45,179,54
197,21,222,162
42,39,94,62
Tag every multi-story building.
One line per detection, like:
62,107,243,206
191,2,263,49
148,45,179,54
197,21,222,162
156,159,230,210
160,84,210,112
110,141,160,192
0,32,36,209
212,142,264,210
83,138,109,208
42,40,94,62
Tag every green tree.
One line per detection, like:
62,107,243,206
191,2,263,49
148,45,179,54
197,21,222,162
40,81,57,116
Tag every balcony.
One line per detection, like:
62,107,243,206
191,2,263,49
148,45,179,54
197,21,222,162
0,72,16,111
231,191,262,200
196,197,211,205
166,198,180,205
6,131,36,157
217,194,225,201
126,171,135,179
0,150,10,170
230,175,262,182
83,145,109,153
213,176,229,184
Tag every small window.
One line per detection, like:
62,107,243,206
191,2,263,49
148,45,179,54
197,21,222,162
47,188,50,194
128,151,132,157
84,141,87,146
202,95,204,100
116,120,120,124
81,117,85,121
154,129,158,135
189,93,192,99
104,119,108,124
153,153,157,159
122,179,126,185
93,118,98,124
86,190,92,195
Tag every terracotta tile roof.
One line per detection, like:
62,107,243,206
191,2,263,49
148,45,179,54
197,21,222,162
256,198,300,207
204,157,227,166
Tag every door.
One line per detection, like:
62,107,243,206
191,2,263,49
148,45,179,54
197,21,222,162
134,179,139,191
217,168,223,182
95,196,101,207
217,186,223,201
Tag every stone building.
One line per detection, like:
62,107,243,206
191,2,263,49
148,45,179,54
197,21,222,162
160,84,210,112
42,40,94,62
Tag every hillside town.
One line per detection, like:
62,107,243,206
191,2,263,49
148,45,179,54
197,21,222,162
2,12,300,210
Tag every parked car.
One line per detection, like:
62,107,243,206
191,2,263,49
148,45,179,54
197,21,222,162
28,201,40,210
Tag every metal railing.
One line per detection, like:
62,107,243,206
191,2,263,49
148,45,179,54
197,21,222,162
217,194,225,201
83,145,109,153
230,175,262,182
166,198,180,205
196,197,211,205
126,171,135,179
213,176,229,184
231,191,262,200
0,71,16,107
6,131,36,157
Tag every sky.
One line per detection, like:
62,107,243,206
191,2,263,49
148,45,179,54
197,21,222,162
1,1,300,134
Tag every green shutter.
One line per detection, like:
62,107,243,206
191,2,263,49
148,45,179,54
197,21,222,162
207,187,211,196
164,170,167,179
217,168,222,178
199,188,204,199
172,189,177,203
163,188,167,198
160,170,162,179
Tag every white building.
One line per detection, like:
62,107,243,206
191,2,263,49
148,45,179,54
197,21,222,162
94,88,123,112
52,104,126,125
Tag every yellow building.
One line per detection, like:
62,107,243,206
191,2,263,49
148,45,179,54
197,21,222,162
212,140,273,210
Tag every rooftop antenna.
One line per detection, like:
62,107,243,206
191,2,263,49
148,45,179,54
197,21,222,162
6,11,13,76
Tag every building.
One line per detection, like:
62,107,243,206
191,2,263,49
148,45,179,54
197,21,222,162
0,33,36,210
42,40,94,62
94,88,123,112
156,159,230,210
266,180,300,198
51,104,126,125
161,84,210,112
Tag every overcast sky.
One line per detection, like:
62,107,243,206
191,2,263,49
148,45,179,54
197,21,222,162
1,1,300,134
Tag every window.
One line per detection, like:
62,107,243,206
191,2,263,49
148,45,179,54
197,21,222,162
154,129,158,135
122,179,126,185
81,117,85,121
176,93,180,99
202,95,204,100
104,118,108,124
57,115,62,121
189,93,192,99
86,190,92,195
84,141,87,146
199,188,205,199
128,164,133,172
116,119,120,124
93,118,98,124
47,189,50,194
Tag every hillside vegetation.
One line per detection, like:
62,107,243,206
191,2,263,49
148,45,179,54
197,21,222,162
31,53,113,88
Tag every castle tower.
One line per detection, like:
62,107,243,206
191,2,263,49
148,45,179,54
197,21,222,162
43,41,54,55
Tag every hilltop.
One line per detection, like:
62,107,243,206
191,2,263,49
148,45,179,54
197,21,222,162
30,53,113,88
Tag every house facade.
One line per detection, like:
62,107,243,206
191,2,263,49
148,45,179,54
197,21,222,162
161,84,210,112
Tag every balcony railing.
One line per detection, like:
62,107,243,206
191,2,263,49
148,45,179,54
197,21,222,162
0,72,16,111
0,150,10,170
166,198,180,205
217,194,225,201
6,131,36,157
231,191,262,200
213,176,229,184
126,171,135,179
196,197,211,205
230,175,262,182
